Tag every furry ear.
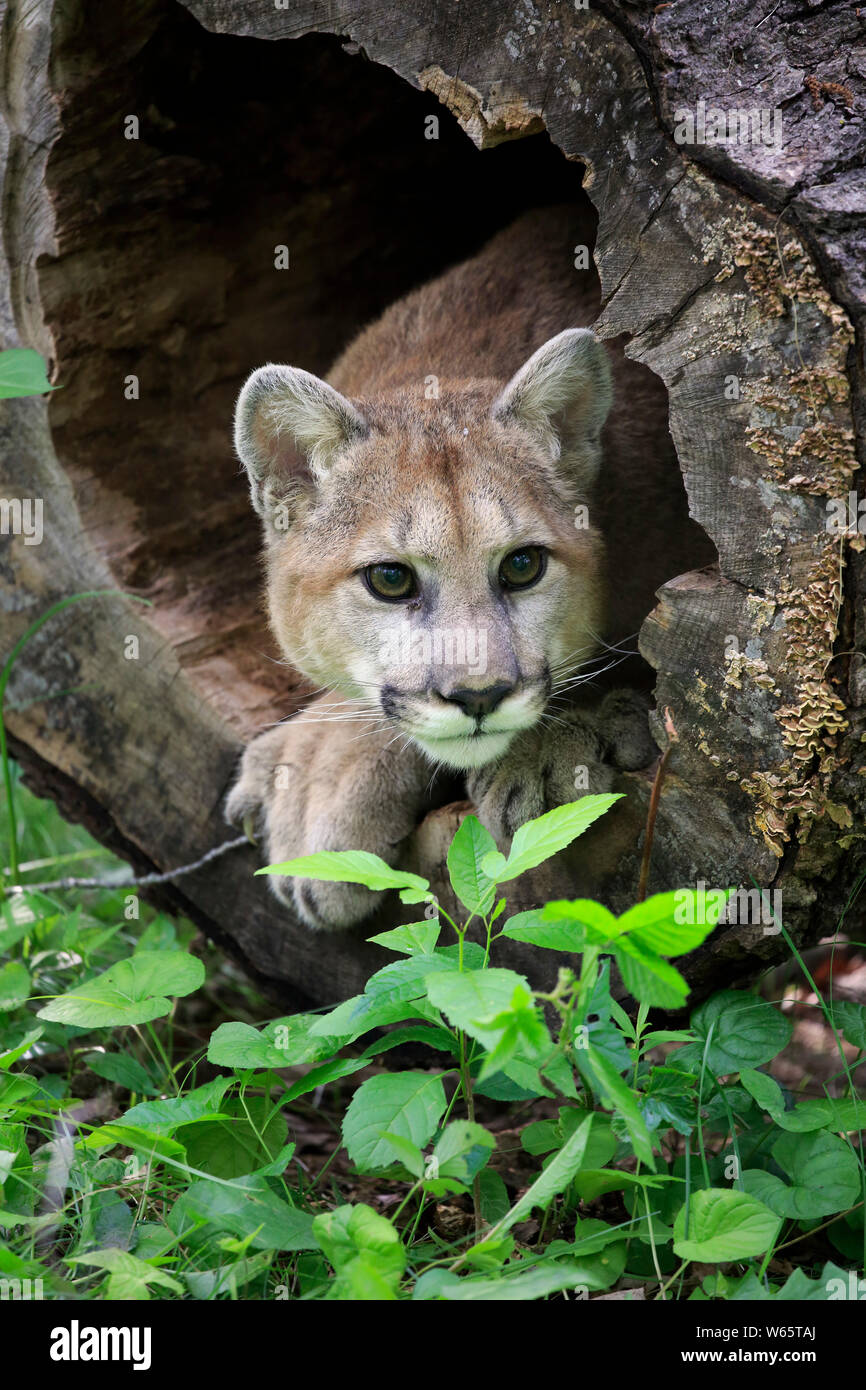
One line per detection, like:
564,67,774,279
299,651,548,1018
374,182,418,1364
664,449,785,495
234,364,369,521
491,329,613,488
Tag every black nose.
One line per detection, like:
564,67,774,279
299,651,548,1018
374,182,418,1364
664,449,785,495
440,684,515,720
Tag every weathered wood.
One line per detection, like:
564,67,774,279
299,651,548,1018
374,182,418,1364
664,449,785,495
0,0,862,1007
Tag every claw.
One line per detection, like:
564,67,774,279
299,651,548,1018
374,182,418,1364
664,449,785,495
242,812,258,847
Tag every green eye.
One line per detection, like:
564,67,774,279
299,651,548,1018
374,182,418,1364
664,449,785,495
364,562,417,601
499,545,546,591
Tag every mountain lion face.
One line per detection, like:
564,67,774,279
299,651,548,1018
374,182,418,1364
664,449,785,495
235,328,612,770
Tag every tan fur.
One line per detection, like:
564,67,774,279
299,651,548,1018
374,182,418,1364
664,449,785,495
226,207,714,930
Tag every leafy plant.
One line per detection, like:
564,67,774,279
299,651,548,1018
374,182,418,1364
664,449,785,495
1,759,864,1301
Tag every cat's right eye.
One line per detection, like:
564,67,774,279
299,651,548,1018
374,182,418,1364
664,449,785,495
363,562,418,602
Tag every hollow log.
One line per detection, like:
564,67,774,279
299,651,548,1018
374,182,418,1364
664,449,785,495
0,0,863,1008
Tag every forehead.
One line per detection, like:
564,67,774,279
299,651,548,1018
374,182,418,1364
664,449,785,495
323,416,559,562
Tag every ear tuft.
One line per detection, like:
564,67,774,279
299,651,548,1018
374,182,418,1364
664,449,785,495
491,328,613,488
234,365,368,520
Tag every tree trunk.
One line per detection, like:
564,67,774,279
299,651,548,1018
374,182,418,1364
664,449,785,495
0,0,863,1007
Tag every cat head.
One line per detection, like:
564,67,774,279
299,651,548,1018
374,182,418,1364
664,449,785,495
235,329,612,769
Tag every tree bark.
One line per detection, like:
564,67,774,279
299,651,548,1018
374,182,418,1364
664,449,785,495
0,0,862,1007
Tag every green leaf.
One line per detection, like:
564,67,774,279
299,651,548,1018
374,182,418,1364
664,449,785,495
257,850,429,896
342,1072,447,1172
673,1189,781,1262
66,1249,183,1300
36,950,205,1027
691,991,791,1073
484,796,621,883
613,936,690,1009
831,1001,866,1050
773,1095,866,1133
540,898,618,937
424,968,531,1047
81,1051,159,1095
478,1169,510,1225
309,992,440,1045
0,1028,43,1070
364,953,454,1001
520,1119,561,1156
377,1133,425,1177
739,1067,785,1119
0,963,31,1011
367,921,441,956
431,1121,495,1183
475,1113,595,1241
87,1078,232,1140
169,1177,316,1251
313,1204,405,1300
744,1130,862,1219
614,891,722,954
500,910,584,952
81,1124,187,1163
580,1045,655,1169
210,1014,347,1069
282,1057,367,1103
446,815,498,916
361,1025,458,1059
177,1100,288,1181
0,348,55,399
415,1260,603,1301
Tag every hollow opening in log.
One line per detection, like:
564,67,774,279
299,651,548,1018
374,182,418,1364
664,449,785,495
39,7,713,742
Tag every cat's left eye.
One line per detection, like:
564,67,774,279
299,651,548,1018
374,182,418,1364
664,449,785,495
499,545,546,591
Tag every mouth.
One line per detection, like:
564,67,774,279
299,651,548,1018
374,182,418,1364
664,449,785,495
409,723,527,770
380,681,547,769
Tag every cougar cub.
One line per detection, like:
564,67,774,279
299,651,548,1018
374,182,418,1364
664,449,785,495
226,206,712,929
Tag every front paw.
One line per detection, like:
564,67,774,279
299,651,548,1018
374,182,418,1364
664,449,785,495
466,714,615,848
225,712,433,932
225,725,289,841
597,689,657,771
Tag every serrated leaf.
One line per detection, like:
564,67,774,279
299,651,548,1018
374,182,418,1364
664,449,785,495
447,815,498,916
500,910,584,952
432,1121,495,1183
614,890,722,954
613,936,689,1009
424,968,531,1047
540,898,618,937
257,849,429,895
342,1073,447,1172
313,1204,406,1300
65,1248,183,1300
486,796,621,883
367,921,441,955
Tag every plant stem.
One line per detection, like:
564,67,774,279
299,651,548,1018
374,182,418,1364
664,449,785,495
458,1030,482,1235
637,707,678,902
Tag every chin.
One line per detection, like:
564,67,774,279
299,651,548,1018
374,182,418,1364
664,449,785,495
411,727,520,770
